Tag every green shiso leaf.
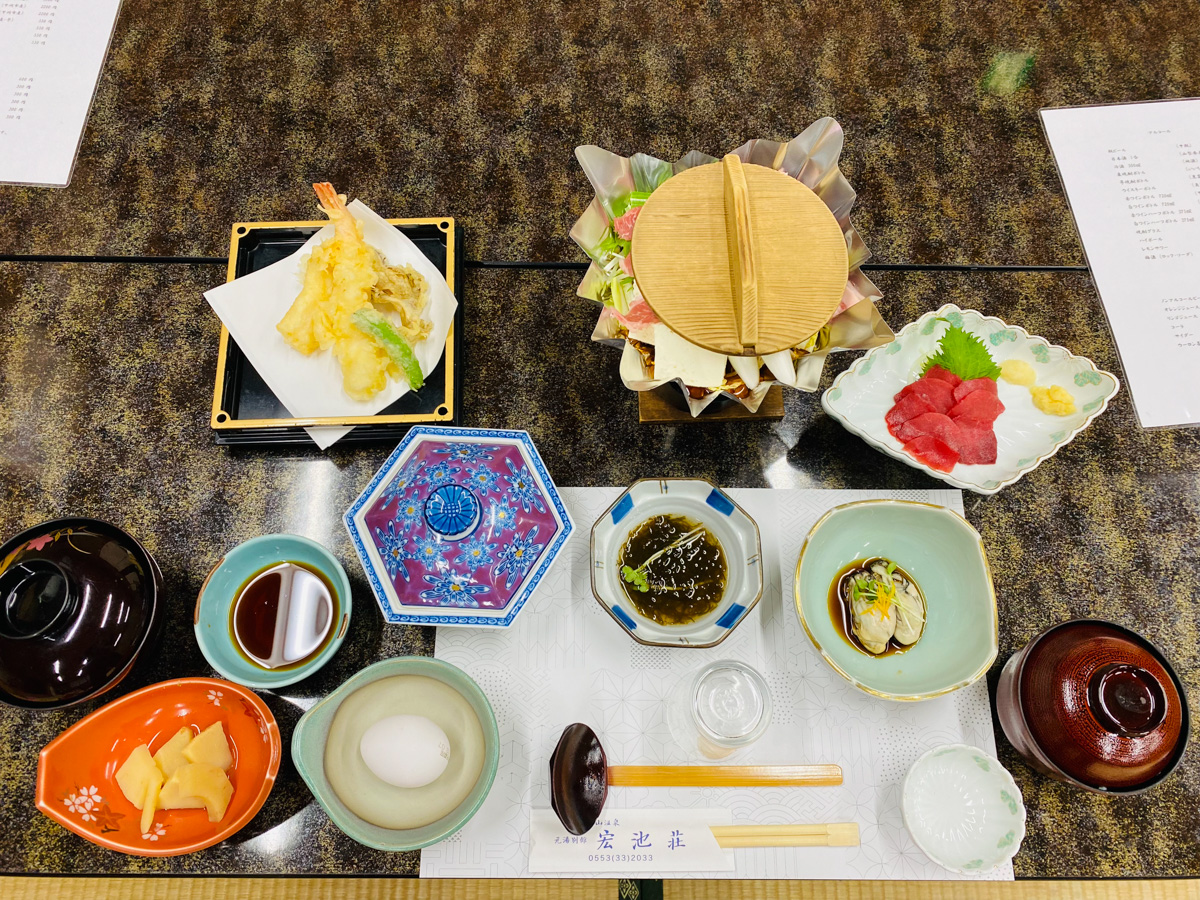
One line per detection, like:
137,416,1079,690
921,323,1000,381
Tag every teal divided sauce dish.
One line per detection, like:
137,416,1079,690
794,500,998,701
291,656,500,851
194,534,351,690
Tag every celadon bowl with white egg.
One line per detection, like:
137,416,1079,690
292,656,499,851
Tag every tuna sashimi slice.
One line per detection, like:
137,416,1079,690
893,376,956,413
885,393,936,428
903,435,959,472
894,412,962,447
924,366,963,388
954,419,999,465
952,376,999,403
949,390,1006,424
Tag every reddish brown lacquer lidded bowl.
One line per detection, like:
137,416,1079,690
997,620,1189,793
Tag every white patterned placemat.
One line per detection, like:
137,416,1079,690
422,488,1012,880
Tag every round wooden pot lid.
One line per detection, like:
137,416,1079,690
631,154,849,357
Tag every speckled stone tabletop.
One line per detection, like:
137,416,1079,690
1,0,1199,880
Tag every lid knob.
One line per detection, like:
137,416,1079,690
0,559,77,640
721,154,761,356
1087,662,1167,737
424,484,482,541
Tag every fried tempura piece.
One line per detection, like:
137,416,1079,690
276,182,431,401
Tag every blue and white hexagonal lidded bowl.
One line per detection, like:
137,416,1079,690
345,427,574,627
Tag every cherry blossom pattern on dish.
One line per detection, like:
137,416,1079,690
494,525,544,589
419,572,490,607
434,442,500,464
374,519,413,582
27,532,56,552
207,689,224,705
504,458,546,513
242,697,271,743
454,535,498,571
141,822,167,841
63,785,102,822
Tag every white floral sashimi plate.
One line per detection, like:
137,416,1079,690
822,304,1120,494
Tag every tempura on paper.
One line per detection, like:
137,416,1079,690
276,183,432,401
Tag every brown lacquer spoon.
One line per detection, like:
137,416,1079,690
549,723,843,835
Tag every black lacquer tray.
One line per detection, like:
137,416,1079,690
210,218,464,446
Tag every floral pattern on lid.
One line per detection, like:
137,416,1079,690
345,427,574,627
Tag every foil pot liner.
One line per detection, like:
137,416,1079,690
570,117,894,417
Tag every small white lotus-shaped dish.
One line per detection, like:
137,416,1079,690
590,478,762,648
823,304,1120,494
902,744,1026,875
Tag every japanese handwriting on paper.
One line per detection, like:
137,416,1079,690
631,830,652,850
597,829,614,850
669,829,686,850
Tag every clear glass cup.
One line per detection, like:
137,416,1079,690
666,659,772,761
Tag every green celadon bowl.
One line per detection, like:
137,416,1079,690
194,533,352,690
291,656,500,851
794,500,998,701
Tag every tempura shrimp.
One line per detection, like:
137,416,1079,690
276,182,433,401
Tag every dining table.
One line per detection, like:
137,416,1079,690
1,1,1199,898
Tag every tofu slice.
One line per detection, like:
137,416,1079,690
183,722,233,771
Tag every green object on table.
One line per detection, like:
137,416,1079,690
921,322,1001,381
352,307,424,390
981,51,1035,95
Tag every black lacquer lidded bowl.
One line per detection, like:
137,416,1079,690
0,517,162,710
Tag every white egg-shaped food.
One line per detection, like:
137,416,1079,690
359,714,451,788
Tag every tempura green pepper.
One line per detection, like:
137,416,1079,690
352,307,424,390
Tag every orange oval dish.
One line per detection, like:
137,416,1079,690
36,677,281,857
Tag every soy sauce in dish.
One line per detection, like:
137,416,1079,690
828,557,925,658
618,515,726,625
230,561,339,671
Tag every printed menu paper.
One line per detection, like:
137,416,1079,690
1041,99,1200,428
528,808,735,874
0,0,124,186
424,487,1012,881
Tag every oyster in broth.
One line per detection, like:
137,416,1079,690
830,558,926,657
